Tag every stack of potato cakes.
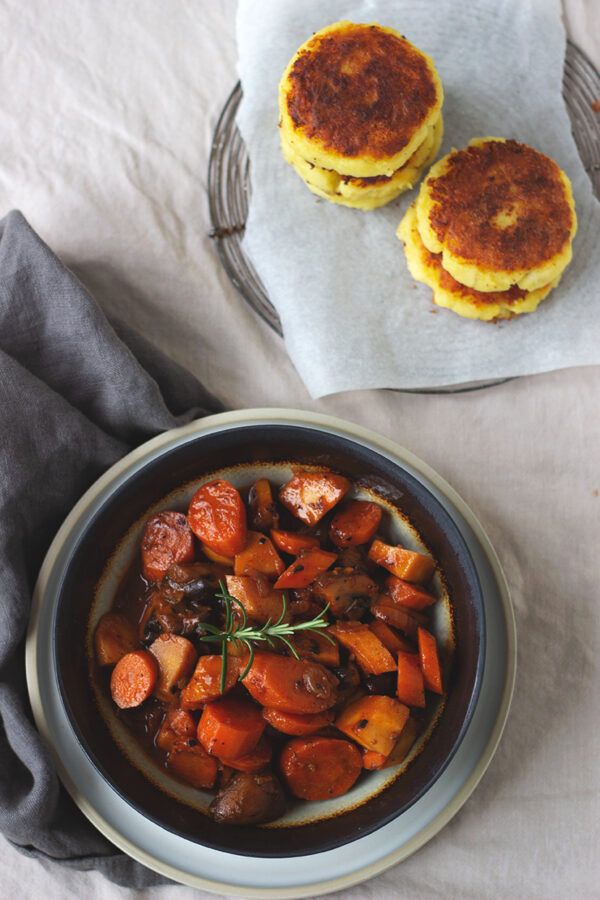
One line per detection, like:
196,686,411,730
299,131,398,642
398,138,578,319
279,21,444,210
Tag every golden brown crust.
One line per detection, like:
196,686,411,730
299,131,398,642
285,23,439,160
433,251,529,306
426,140,575,271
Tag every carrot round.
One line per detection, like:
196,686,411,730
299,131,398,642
329,500,382,547
110,650,158,709
274,547,337,589
188,479,247,558
262,707,334,736
270,529,320,556
197,696,265,759
218,736,272,772
141,511,195,583
417,627,443,694
242,652,338,714
280,736,362,800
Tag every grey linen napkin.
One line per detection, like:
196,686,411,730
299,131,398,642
0,210,220,887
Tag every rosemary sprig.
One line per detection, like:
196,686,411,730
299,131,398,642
198,580,335,693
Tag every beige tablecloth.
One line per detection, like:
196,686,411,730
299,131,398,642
1,1,598,897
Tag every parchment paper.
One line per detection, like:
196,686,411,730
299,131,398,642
237,0,600,396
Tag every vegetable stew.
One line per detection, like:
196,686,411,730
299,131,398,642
94,469,447,826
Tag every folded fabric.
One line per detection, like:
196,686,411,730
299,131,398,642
0,210,220,887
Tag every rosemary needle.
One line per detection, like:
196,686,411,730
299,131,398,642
198,580,335,694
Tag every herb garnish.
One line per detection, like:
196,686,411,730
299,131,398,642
198,580,334,693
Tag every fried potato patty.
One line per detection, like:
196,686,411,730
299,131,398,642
398,204,558,320
415,138,576,292
279,21,443,178
281,114,443,210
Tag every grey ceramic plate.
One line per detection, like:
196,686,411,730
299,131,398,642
26,409,516,897
52,419,485,857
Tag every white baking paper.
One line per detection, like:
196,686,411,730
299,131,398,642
236,0,600,396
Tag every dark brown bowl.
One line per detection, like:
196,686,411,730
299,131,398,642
54,419,485,857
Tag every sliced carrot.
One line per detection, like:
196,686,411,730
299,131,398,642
234,530,284,577
201,543,234,566
279,471,351,526
148,634,197,701
180,655,242,709
329,500,382,547
262,707,334,736
242,652,338,714
291,629,340,668
329,621,396,675
417,627,443,694
110,650,158,709
362,749,388,770
371,597,423,637
368,539,435,584
335,695,410,755
386,575,436,610
188,479,247,558
225,574,289,624
274,547,337,589
248,479,279,531
167,740,218,789
396,651,426,708
362,716,420,769
270,529,320,555
94,612,138,666
197,696,265,759
383,716,420,767
369,620,414,655
141,511,195,583
156,708,197,752
218,736,272,772
280,736,362,800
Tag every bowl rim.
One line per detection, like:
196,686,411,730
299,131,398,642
26,409,516,893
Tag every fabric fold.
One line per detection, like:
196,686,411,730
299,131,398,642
0,210,220,886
